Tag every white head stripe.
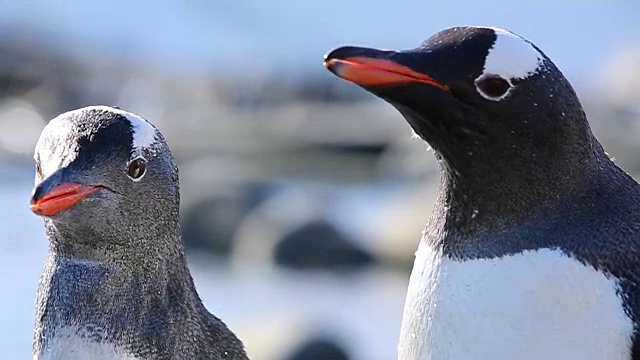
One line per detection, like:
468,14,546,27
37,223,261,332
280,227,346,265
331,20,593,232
477,27,544,80
83,105,157,151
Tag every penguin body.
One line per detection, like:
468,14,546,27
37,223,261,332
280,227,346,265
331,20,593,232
403,245,632,359
325,26,640,359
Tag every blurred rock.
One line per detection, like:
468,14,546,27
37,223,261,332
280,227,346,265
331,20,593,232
181,196,246,255
242,73,372,106
0,32,99,119
180,183,270,256
232,186,378,272
285,336,351,360
0,35,55,98
274,220,375,271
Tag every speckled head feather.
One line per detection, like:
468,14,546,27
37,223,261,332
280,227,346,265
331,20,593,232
31,106,248,360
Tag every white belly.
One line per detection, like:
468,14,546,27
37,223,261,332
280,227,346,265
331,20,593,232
36,326,140,360
398,242,634,360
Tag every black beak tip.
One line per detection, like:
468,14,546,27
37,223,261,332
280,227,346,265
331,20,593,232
324,46,369,62
31,183,46,204
323,50,334,63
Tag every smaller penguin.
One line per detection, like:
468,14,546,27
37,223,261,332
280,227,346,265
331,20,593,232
30,106,249,360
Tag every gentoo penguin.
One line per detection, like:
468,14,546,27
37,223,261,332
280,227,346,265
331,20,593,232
324,26,640,359
29,106,249,360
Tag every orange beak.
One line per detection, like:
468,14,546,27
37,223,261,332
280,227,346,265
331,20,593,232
30,182,101,217
323,55,449,92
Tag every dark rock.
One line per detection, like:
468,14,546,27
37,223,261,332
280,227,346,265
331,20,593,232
285,337,350,360
180,184,270,256
274,220,375,271
181,196,245,256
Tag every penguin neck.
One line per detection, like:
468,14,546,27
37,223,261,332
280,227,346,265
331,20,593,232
39,217,203,318
35,224,206,350
427,135,612,241
45,216,184,264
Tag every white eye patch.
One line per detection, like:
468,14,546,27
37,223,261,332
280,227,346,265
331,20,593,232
473,27,545,100
480,27,544,80
86,105,158,152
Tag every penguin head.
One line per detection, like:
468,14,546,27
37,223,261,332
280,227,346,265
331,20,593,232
324,26,596,178
30,106,180,248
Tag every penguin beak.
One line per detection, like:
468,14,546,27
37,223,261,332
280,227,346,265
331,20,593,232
323,46,449,92
30,181,102,217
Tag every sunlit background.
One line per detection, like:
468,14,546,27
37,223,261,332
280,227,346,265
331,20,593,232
1,1,639,359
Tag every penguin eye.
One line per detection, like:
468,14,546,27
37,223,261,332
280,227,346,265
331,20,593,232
475,75,512,100
126,158,147,181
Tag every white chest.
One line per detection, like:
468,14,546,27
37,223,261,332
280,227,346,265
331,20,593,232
35,326,140,360
398,243,634,360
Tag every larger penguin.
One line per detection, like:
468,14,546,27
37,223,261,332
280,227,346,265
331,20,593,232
30,106,249,360
324,26,640,359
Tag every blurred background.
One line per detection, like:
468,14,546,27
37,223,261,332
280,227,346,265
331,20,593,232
0,1,639,359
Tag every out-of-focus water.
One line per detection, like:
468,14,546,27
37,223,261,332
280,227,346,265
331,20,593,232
0,166,409,359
